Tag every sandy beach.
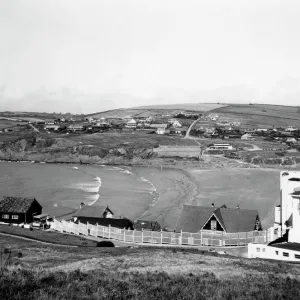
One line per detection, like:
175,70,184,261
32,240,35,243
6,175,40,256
131,165,281,230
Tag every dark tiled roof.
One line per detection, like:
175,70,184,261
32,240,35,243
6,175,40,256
0,196,38,213
269,243,300,252
134,220,161,231
176,205,260,233
76,217,134,230
73,205,114,218
175,205,215,233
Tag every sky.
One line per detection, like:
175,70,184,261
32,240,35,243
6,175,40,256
1,0,300,113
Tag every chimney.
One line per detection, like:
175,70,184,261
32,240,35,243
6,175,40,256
211,203,215,208
236,204,239,209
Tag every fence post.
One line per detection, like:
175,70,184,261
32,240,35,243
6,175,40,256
124,227,126,242
161,229,163,245
142,228,144,244
200,230,202,246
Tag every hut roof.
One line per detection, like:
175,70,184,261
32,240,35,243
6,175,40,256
75,217,134,230
0,196,40,213
73,205,114,218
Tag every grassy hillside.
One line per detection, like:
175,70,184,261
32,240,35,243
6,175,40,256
88,103,226,119
1,235,300,300
212,104,300,127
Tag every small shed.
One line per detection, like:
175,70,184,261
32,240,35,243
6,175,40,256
0,196,42,224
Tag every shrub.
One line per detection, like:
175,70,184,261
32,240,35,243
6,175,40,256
96,241,115,247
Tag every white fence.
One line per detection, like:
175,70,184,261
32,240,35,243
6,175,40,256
52,219,280,247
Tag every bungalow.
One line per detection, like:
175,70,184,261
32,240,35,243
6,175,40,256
72,205,134,230
67,124,85,132
176,204,261,233
73,205,114,220
126,119,137,129
208,143,233,150
0,196,42,224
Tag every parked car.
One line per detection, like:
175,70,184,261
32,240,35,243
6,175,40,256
32,214,52,229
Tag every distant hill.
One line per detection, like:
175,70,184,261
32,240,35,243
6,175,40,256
87,103,227,119
212,104,300,127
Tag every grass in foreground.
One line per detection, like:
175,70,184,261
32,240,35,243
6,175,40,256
1,236,300,299
1,267,300,300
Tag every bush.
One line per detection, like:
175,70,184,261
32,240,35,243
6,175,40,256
275,151,286,157
96,241,115,247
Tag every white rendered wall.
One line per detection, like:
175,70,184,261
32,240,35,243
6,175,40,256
280,171,300,231
248,243,300,262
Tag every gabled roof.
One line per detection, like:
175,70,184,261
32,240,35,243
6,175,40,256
0,196,40,213
73,205,114,218
175,205,215,232
176,205,260,233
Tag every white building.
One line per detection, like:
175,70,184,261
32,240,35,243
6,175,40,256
126,119,137,129
208,143,233,150
273,171,300,243
286,126,297,132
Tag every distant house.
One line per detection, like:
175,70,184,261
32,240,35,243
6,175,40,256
126,119,137,129
208,143,233,150
176,204,262,233
67,124,85,132
73,205,114,219
44,125,59,131
134,220,161,231
72,205,134,229
0,196,42,224
286,126,297,132
241,133,255,140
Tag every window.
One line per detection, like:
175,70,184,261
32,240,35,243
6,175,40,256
283,252,289,257
275,251,279,255
12,215,19,220
262,248,266,252
274,228,278,235
256,248,260,252
211,220,217,230
295,254,300,259
2,214,9,219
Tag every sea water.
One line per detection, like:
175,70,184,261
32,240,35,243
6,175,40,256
0,162,157,220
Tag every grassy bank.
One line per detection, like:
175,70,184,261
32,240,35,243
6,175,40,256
0,225,97,247
1,235,300,299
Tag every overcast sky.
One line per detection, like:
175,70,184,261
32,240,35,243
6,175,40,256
1,0,300,113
